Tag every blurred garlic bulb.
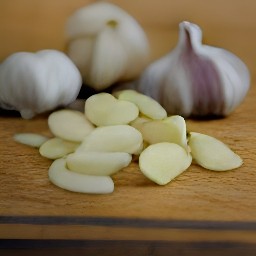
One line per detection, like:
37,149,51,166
132,21,250,117
66,2,150,91
0,50,82,119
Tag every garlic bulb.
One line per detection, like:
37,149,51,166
132,21,250,117
66,2,150,91
0,50,82,119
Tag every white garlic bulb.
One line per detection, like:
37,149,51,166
132,21,250,117
66,2,150,91
0,50,82,119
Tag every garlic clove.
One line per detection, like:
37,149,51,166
0,50,82,119
188,132,243,171
48,109,95,142
13,133,49,148
67,37,95,83
66,2,150,90
48,158,114,194
84,92,139,126
132,21,250,117
76,125,143,154
39,137,79,160
139,142,192,185
130,116,151,131
87,27,128,89
139,115,188,150
163,115,188,150
66,151,132,176
140,120,181,145
115,89,167,120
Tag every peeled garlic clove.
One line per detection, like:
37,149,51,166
134,21,250,117
115,90,167,120
85,92,139,126
140,120,181,145
39,137,79,160
48,109,95,142
77,125,143,154
163,115,188,150
139,142,192,185
130,116,151,131
66,151,132,176
13,133,49,148
139,115,188,149
49,158,114,194
66,2,150,90
188,132,243,171
0,50,82,119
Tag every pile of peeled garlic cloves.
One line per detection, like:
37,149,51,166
14,90,243,194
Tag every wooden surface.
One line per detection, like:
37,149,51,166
1,0,256,70
1,0,256,255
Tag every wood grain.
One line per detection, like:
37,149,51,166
1,82,256,255
1,91,255,220
1,0,256,254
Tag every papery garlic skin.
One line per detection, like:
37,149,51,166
0,50,82,119
134,21,250,117
66,2,150,90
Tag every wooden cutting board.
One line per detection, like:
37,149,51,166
1,79,256,255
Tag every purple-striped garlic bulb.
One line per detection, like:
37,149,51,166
134,21,250,117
